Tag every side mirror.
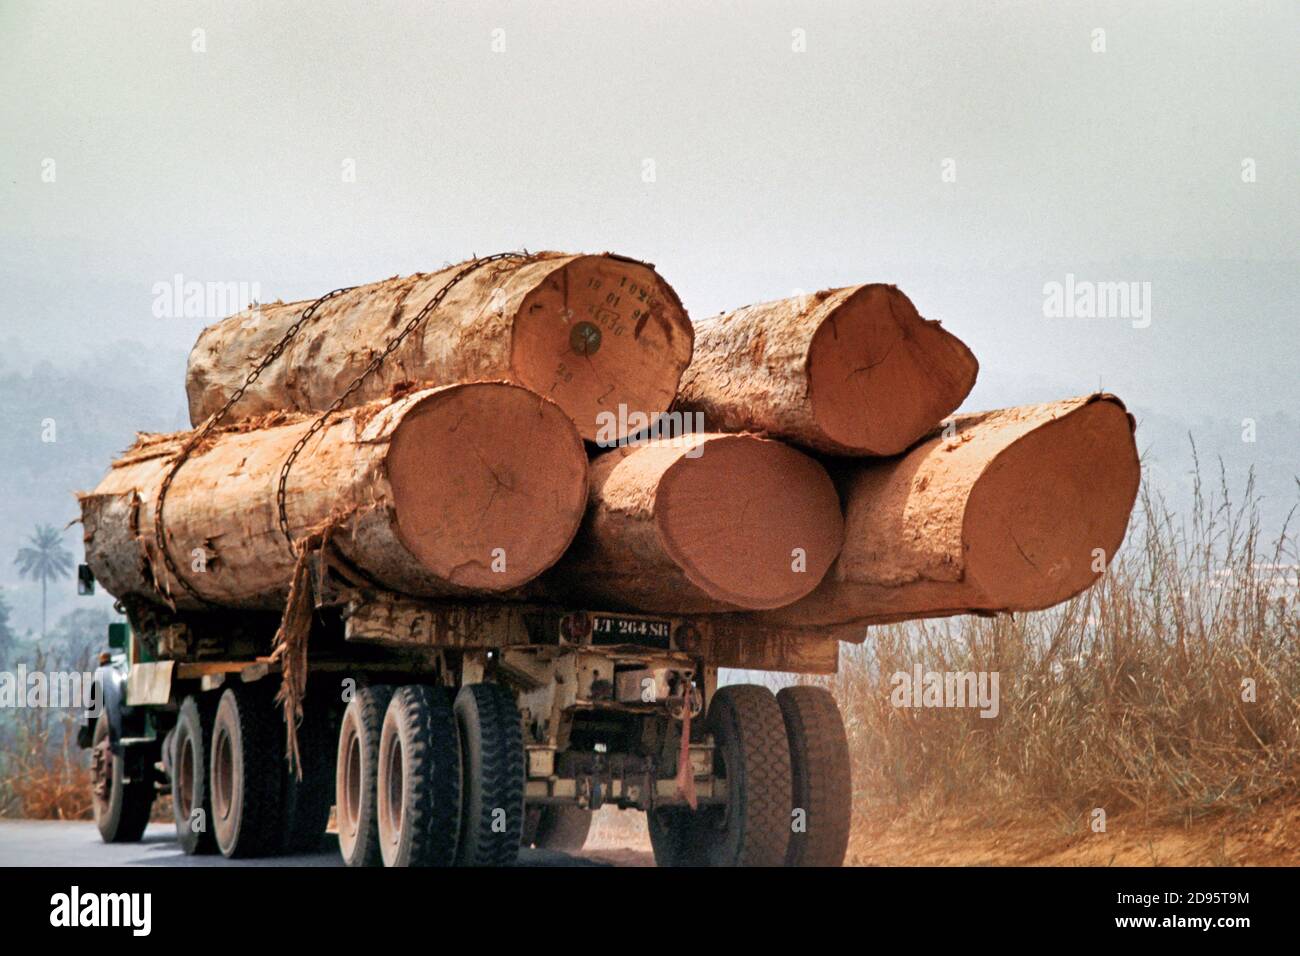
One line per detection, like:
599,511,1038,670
107,622,128,651
77,564,95,596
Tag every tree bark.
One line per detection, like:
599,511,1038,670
186,252,693,443
755,394,1140,627
675,284,977,456
547,433,844,613
79,383,589,611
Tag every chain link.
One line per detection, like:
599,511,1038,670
275,252,528,549
152,286,356,604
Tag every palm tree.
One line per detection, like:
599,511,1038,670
14,524,74,640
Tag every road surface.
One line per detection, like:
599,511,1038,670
0,820,655,867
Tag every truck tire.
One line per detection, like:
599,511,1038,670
91,711,153,843
778,685,852,867
210,685,283,858
280,697,336,854
523,805,593,853
377,685,462,867
172,695,216,854
647,805,700,866
336,684,393,867
649,684,792,867
454,683,525,867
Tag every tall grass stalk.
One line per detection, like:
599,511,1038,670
828,460,1300,827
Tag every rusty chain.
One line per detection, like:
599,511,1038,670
152,286,356,604
275,251,528,549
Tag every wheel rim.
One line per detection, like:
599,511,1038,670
212,726,234,823
378,727,404,854
338,717,363,851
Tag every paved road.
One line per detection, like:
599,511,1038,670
0,821,644,867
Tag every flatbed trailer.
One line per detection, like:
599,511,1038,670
77,555,854,867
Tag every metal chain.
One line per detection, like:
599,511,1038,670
275,251,528,549
152,286,356,604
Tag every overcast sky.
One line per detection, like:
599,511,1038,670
2,0,1297,416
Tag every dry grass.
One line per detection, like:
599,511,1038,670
0,700,93,821
825,460,1300,832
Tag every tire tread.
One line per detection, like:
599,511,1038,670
778,685,852,867
455,683,524,867
385,685,461,866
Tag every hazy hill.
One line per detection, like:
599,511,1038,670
0,342,189,632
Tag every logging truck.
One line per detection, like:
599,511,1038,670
76,558,855,867
68,251,1139,870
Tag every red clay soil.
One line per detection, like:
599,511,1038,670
578,801,1300,866
846,800,1300,867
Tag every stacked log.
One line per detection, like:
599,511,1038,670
754,394,1141,627
675,285,978,456
81,249,1139,635
548,434,845,613
186,252,693,442
79,383,589,610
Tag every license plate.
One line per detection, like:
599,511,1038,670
590,614,672,648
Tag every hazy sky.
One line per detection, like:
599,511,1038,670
2,1,1297,416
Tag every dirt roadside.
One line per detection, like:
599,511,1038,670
583,800,1300,867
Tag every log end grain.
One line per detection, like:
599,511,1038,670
763,393,1140,626
807,285,978,456
652,434,845,610
510,254,693,442
960,394,1139,608
384,382,589,592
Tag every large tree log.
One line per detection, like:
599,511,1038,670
79,383,588,611
675,284,978,456
186,252,693,442
758,394,1140,627
547,434,845,613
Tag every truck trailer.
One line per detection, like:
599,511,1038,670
78,556,854,868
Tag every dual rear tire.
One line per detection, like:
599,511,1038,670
649,684,793,866
337,681,524,867
649,684,851,867
171,685,335,859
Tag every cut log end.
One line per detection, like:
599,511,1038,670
385,383,588,592
510,255,693,442
807,285,978,455
963,396,1139,608
654,435,844,609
